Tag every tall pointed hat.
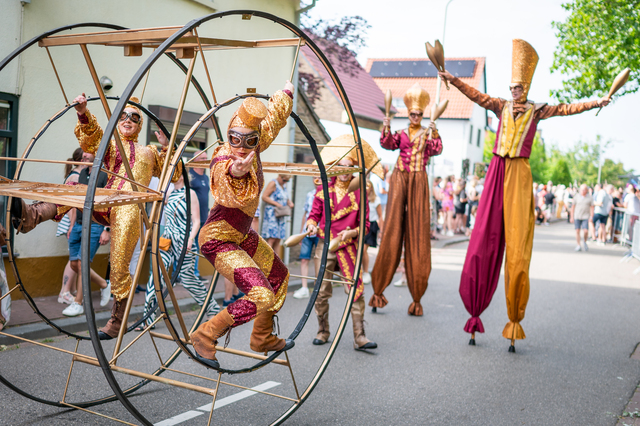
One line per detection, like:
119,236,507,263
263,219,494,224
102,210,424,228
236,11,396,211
511,39,539,102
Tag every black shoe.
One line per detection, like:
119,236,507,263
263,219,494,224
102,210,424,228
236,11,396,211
312,338,327,346
230,291,245,302
135,285,146,294
355,341,378,351
193,351,220,370
98,331,113,341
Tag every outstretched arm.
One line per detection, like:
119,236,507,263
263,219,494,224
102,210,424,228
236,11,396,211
439,71,505,116
536,97,609,120
73,93,103,154
380,116,401,150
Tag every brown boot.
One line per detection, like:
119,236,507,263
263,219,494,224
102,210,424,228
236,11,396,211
98,297,128,340
352,297,377,351
313,306,330,345
11,199,57,234
191,308,234,362
249,311,294,354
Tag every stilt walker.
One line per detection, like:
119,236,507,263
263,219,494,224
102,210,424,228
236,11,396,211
439,39,610,351
191,82,295,369
369,83,443,316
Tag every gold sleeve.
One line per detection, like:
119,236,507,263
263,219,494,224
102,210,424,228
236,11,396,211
306,219,318,229
74,111,103,155
149,145,183,183
258,90,294,153
211,157,260,209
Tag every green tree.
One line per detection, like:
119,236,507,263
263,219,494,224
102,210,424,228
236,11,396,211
550,0,640,103
549,158,572,186
600,158,632,187
529,132,548,184
483,131,495,163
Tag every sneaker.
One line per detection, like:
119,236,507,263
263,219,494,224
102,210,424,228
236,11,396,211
230,291,245,302
362,272,372,285
544,222,550,226
393,279,406,287
583,242,589,252
293,287,310,299
57,291,74,305
574,245,582,252
100,281,111,307
63,301,84,317
446,230,454,237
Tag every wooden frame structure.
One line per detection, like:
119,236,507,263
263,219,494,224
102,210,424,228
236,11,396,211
0,9,371,426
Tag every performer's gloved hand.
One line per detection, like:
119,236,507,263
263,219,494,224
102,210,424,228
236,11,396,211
428,121,437,132
597,97,611,107
73,93,88,115
337,228,357,242
382,117,390,129
230,151,255,177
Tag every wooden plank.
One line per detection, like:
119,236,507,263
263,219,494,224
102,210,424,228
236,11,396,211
0,181,162,208
184,160,357,177
39,28,188,47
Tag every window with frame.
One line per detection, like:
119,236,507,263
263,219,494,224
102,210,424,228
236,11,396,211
0,93,19,229
147,105,218,160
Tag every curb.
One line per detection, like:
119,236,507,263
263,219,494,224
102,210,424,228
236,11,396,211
0,279,305,346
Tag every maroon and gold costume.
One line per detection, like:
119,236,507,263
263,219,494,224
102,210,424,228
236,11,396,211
307,176,370,305
58,102,179,302
370,83,443,316
198,90,293,328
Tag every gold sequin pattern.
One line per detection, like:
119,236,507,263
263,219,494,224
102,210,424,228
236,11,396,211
251,235,275,278
214,249,256,282
109,203,139,301
268,272,289,312
199,218,246,246
247,285,276,316
210,144,260,217
257,90,293,153
74,111,102,155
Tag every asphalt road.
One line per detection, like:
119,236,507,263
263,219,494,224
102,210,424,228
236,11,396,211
1,221,639,425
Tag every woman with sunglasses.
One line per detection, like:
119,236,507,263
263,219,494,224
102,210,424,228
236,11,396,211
369,83,443,317
190,82,295,369
10,93,181,339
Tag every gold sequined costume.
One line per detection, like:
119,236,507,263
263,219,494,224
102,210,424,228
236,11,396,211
194,91,293,329
56,101,181,302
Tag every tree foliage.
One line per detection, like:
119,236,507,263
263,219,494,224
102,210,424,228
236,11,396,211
299,14,371,104
529,132,548,184
550,0,640,103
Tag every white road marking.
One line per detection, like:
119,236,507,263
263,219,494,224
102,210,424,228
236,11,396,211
197,381,281,411
154,381,281,425
155,411,204,426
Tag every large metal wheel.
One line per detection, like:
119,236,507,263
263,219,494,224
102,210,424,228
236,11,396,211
0,10,369,425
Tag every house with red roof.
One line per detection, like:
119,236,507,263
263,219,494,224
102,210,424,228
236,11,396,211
366,57,488,178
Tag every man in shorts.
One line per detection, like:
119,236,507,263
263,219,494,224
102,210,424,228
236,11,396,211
293,178,320,299
592,183,612,244
570,184,594,252
62,151,112,316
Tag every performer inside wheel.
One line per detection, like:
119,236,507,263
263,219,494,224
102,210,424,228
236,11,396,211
369,83,443,316
190,81,295,370
9,94,182,340
306,135,382,351
438,39,610,349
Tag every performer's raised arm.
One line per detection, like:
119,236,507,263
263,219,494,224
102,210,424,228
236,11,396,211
257,81,294,152
425,121,443,157
380,116,401,150
73,93,102,154
440,71,505,117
